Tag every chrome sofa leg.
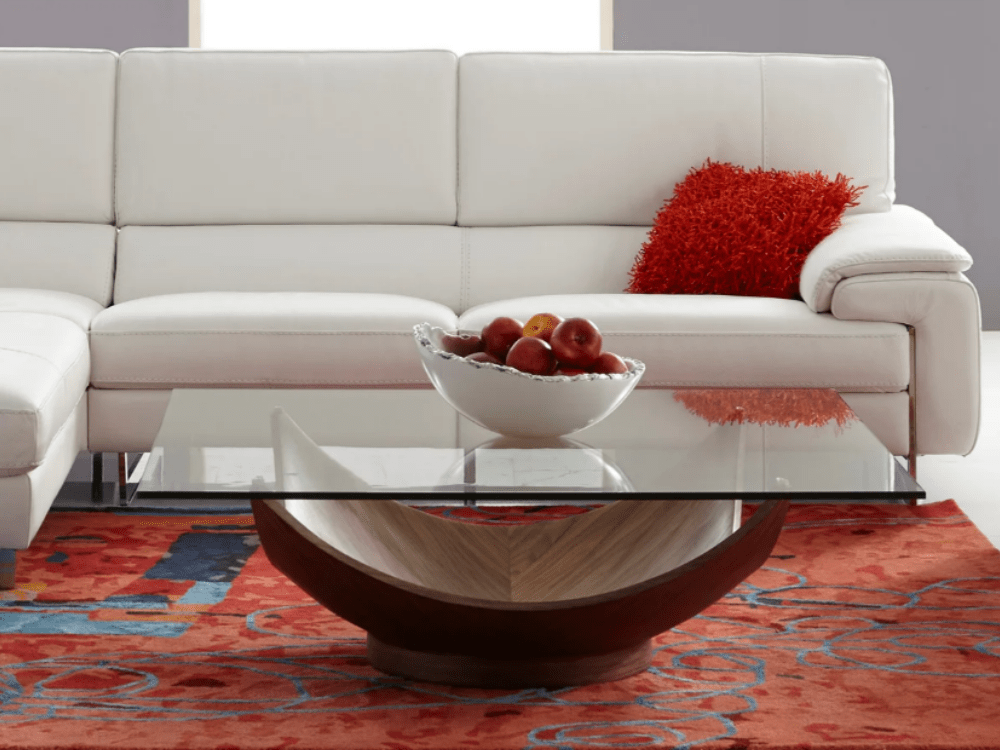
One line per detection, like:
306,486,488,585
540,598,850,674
92,451,104,503
907,325,918,504
0,549,15,590
119,452,128,501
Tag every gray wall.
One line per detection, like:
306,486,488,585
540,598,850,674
615,0,999,330
0,0,188,51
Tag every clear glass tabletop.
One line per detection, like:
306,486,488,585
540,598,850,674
136,387,924,502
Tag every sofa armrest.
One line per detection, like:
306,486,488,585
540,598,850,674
831,271,981,456
800,205,972,313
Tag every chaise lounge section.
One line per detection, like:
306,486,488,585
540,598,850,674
0,50,118,587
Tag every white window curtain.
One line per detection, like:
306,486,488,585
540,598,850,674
201,0,602,53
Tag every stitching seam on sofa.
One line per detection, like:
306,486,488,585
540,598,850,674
639,380,906,388
35,345,87,413
460,226,470,313
89,331,907,339
831,272,974,322
454,55,461,227
102,229,116,307
95,376,909,388
0,390,85,471
0,344,68,370
95,378,433,385
599,332,905,339
91,331,419,336
0,462,39,471
832,273,970,289
11,343,88,440
114,49,125,226
815,257,967,302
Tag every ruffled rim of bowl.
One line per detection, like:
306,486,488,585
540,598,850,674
413,323,646,383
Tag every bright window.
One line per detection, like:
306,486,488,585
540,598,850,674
201,0,602,53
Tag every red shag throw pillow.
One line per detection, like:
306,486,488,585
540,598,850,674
626,159,865,299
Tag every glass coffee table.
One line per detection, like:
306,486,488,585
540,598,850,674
137,387,923,688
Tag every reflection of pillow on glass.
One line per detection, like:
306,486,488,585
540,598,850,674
673,389,857,432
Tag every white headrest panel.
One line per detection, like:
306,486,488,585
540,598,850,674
0,49,117,224
458,52,894,226
763,55,894,213
116,50,458,225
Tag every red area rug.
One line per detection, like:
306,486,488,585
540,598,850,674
1,500,999,750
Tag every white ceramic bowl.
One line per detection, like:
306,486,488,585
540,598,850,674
414,323,646,437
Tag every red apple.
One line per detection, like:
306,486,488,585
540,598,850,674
522,312,564,343
481,316,524,360
591,352,629,375
550,317,603,368
505,336,558,376
440,332,484,357
466,351,503,365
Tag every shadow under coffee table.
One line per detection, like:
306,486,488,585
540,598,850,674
136,387,924,688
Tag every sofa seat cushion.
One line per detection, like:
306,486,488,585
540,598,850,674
90,292,459,388
0,288,105,330
457,294,909,391
0,312,90,476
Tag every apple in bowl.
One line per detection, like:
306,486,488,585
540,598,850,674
505,337,558,376
439,332,483,357
437,314,633,380
550,317,603,369
522,312,564,343
481,316,524,360
412,319,645,437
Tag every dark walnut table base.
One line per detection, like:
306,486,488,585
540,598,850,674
367,635,653,689
251,496,789,689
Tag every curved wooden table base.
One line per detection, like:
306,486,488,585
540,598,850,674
251,497,789,688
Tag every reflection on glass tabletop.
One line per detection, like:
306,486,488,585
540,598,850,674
137,388,923,502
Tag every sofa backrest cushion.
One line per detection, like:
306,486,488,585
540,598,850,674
114,226,464,311
462,226,649,311
0,223,117,306
0,49,117,224
115,49,458,226
113,225,642,313
458,52,894,227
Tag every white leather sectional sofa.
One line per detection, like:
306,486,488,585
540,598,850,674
0,48,981,587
